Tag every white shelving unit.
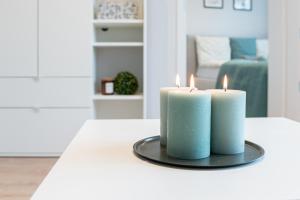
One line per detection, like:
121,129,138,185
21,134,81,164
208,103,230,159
93,19,144,28
92,93,144,101
93,42,143,47
92,0,147,119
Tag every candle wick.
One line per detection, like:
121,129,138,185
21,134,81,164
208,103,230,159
190,88,194,93
224,88,227,92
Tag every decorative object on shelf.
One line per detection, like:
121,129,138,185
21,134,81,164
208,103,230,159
101,77,114,95
114,71,138,95
203,0,224,9
101,27,109,32
210,75,246,154
233,0,252,11
123,2,138,19
95,0,138,19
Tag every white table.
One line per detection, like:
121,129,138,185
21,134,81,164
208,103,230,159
32,118,300,200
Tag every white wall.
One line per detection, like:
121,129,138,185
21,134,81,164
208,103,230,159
263,0,300,121
146,0,168,118
268,0,286,117
268,0,300,122
146,0,186,118
187,0,268,37
285,0,300,121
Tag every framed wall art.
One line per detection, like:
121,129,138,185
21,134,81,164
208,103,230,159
203,0,224,9
233,0,252,11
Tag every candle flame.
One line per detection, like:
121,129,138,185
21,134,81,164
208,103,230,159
176,74,180,88
190,74,195,92
223,74,228,92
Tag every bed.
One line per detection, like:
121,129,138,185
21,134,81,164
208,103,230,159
216,59,268,117
188,35,268,117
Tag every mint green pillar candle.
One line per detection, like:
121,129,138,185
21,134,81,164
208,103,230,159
160,87,178,146
210,89,246,155
160,87,188,146
167,90,211,159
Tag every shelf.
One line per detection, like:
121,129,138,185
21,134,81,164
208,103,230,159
93,93,144,101
93,42,143,47
92,2,146,119
93,19,144,28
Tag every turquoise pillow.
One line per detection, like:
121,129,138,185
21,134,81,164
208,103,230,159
230,38,257,59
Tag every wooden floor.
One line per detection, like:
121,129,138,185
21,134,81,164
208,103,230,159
0,158,58,200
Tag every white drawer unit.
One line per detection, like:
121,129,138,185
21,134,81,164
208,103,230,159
39,0,92,77
0,0,93,156
0,0,38,77
0,108,91,155
0,78,91,107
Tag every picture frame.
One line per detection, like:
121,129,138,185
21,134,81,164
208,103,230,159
233,0,252,11
203,0,224,9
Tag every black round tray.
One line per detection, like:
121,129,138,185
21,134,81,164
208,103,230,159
133,136,264,169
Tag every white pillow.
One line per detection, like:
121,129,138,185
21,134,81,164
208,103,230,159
256,39,268,59
195,36,231,68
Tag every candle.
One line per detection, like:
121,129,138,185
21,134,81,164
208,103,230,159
160,75,187,146
210,75,246,155
101,77,114,95
167,75,211,159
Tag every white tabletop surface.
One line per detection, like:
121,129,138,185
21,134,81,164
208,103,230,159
32,118,300,200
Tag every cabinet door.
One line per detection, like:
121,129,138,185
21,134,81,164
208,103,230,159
0,0,37,77
0,78,91,107
0,108,91,155
39,0,92,77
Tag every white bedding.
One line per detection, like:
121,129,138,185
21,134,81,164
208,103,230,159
195,36,230,68
196,66,221,79
195,66,220,89
194,36,228,89
257,39,268,59
195,77,217,90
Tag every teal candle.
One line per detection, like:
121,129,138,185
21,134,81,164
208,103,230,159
160,87,188,146
160,87,178,146
167,90,211,159
210,89,246,155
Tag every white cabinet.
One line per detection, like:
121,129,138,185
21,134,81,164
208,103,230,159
0,108,91,155
0,0,37,77
0,78,91,107
0,0,93,155
39,0,92,77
